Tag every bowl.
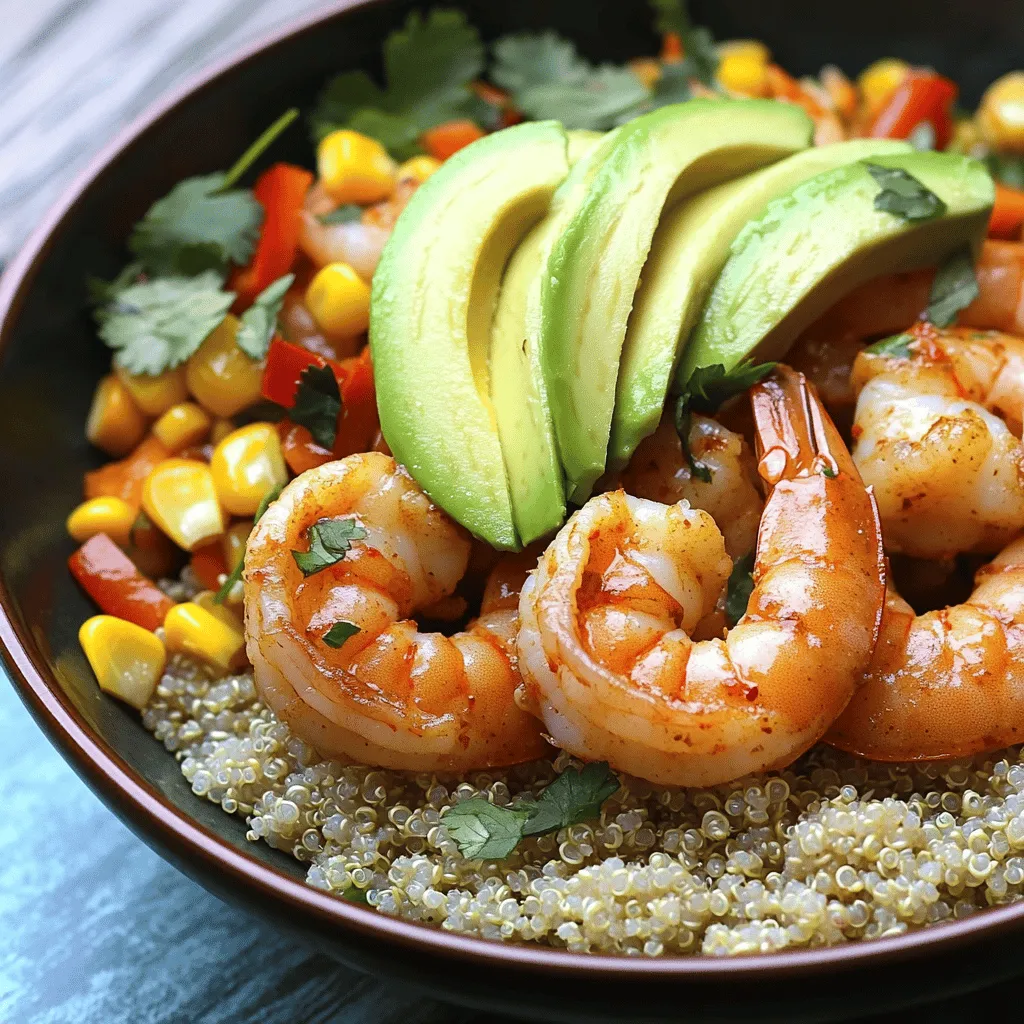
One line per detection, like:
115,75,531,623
2,1,1023,1020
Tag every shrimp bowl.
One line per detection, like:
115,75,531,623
6,0,1024,1018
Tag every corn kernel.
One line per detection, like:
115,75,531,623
115,365,189,417
718,39,771,63
86,375,149,457
79,614,166,709
717,50,770,97
185,315,264,418
151,402,212,453
193,590,245,632
979,72,1024,153
141,458,225,551
222,520,253,573
305,263,371,339
66,496,137,547
163,602,245,672
858,59,911,113
210,423,288,517
397,155,442,183
210,418,235,445
318,129,397,205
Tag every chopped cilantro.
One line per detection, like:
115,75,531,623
292,517,368,577
926,247,979,328
648,0,719,86
322,620,361,648
317,205,364,226
310,9,486,158
490,32,589,94
725,553,755,627
218,108,299,191
290,363,342,449
866,333,915,358
96,271,234,375
87,261,144,305
214,484,283,604
342,886,370,905
442,762,620,860
236,273,294,359
863,162,947,222
673,397,711,484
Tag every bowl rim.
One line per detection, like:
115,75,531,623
3,0,1024,982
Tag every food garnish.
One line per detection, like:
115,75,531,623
290,363,342,450
724,552,755,626
291,516,367,576
214,484,283,604
649,0,719,87
864,160,947,221
321,620,361,648
866,332,915,357
925,246,979,327
236,273,294,359
316,204,364,225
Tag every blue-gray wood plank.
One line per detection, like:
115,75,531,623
1,1,1023,1021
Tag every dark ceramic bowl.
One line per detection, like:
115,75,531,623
2,2,1023,1021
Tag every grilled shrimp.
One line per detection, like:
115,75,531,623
517,367,885,787
619,414,763,560
851,326,1024,559
243,452,547,771
828,534,1024,760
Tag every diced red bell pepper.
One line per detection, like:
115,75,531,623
69,533,174,631
869,71,958,150
989,183,1024,240
190,542,229,591
230,163,315,309
333,347,379,458
84,436,170,512
277,419,336,475
261,337,344,408
421,120,486,161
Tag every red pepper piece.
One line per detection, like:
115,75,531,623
260,337,344,408
277,419,336,475
333,347,379,458
869,71,958,150
69,533,174,630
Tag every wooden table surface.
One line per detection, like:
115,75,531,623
3,2,1024,1021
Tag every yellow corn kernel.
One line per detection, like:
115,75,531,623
151,402,212,453
318,129,397,205
141,458,225,551
397,155,442,183
66,496,137,547
628,57,662,90
210,424,288,517
222,520,253,573
305,262,371,339
86,375,149,457
858,58,911,113
717,50,770,97
193,590,245,632
979,72,1024,153
718,39,771,64
79,615,166,710
210,418,235,446
185,315,265,418
115,365,189,417
163,602,245,673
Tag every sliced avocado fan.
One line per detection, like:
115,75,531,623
606,137,913,471
677,151,995,388
490,129,608,546
539,98,814,504
370,121,570,550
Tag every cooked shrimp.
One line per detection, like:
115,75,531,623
243,452,547,771
851,327,1024,559
828,534,1024,760
517,367,885,787
960,240,1024,337
619,414,763,560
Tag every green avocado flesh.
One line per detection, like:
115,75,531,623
606,137,913,471
370,121,570,550
539,98,814,504
490,130,607,545
676,150,996,388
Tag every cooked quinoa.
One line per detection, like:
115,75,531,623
142,652,1024,957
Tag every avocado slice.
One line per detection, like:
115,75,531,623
677,151,995,387
540,98,814,503
489,130,607,545
370,121,570,549
607,138,913,471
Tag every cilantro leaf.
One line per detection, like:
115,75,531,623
866,332,915,358
673,396,711,484
322,620,361,648
522,762,619,836
97,271,234,375
236,273,294,359
442,799,532,860
214,484,282,604
342,886,370,904
129,174,263,277
317,205,364,226
218,108,299,191
310,9,485,158
986,153,1024,191
490,32,591,93
648,0,719,86
926,247,979,328
863,162,947,222
87,261,144,305
725,553,755,627
292,517,367,576
290,363,342,449
648,60,694,108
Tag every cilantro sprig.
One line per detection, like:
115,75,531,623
724,553,755,627
322,620,361,649
290,364,342,449
649,0,719,87
926,247,979,328
292,517,368,577
866,333,915,358
310,9,487,159
442,762,620,860
236,273,294,359
674,362,776,482
864,162,947,222
214,485,283,604
317,205,364,226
